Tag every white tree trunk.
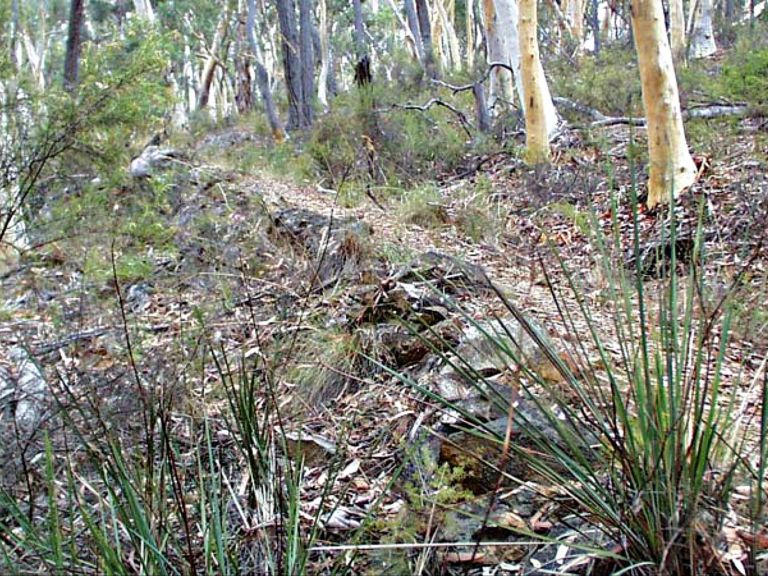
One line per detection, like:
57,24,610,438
132,0,156,23
563,0,585,50
318,0,330,108
519,0,555,162
631,0,697,206
669,0,686,62
690,0,717,58
482,0,515,109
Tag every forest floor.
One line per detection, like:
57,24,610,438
2,114,768,574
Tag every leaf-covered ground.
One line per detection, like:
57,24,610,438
1,115,767,574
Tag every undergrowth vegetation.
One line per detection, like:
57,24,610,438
385,185,768,574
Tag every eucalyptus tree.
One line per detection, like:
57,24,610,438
669,0,686,63
63,0,84,90
247,0,284,140
631,0,697,206
519,0,557,163
403,0,424,63
299,0,315,124
276,0,307,129
482,0,515,107
690,0,717,58
415,0,437,76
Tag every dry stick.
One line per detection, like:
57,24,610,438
385,99,473,137
553,96,752,128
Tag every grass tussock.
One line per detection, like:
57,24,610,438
385,183,768,574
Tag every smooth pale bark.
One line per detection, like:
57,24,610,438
63,0,84,91
435,0,462,70
403,0,425,62
690,0,717,58
492,0,557,137
197,13,229,110
132,0,156,23
276,0,305,129
562,0,585,49
466,0,476,69
482,0,515,108
247,0,284,140
299,0,314,126
519,0,554,163
669,0,686,63
317,0,330,108
631,0,697,206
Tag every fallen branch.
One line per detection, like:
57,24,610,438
553,96,753,128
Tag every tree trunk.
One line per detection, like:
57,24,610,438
631,0,697,207
352,0,368,63
299,0,315,127
519,0,555,163
247,0,285,140
276,0,305,130
563,0,585,50
132,0,156,23
591,0,601,53
669,0,687,63
690,0,717,58
482,0,515,108
64,0,85,91
404,0,425,62
317,0,331,108
415,0,438,77
473,82,491,132
10,0,20,69
197,12,229,111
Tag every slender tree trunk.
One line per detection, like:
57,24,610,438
352,0,368,63
276,0,305,129
317,0,330,108
563,0,585,50
404,0,425,62
10,0,20,69
247,0,285,140
64,0,84,91
631,0,697,206
298,0,314,127
415,0,438,77
591,0,600,53
690,0,717,58
482,0,515,108
669,0,687,63
519,0,555,163
132,0,156,23
473,82,491,132
435,0,462,70
197,12,229,110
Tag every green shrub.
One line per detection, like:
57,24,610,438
722,47,768,105
551,47,643,117
304,83,471,189
386,188,767,574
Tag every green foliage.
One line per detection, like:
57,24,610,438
722,47,768,106
304,84,470,189
385,186,766,574
75,26,173,172
396,185,449,228
551,47,643,117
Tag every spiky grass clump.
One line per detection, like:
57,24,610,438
389,187,767,574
